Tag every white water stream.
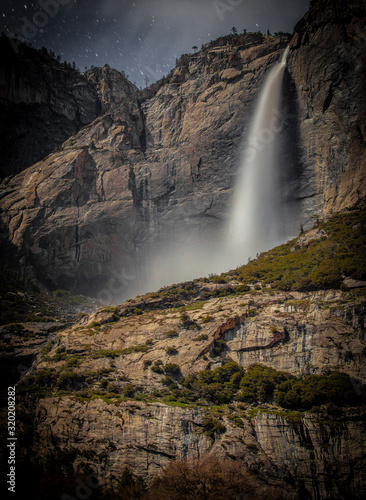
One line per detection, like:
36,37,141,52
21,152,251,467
116,47,295,300
226,46,291,266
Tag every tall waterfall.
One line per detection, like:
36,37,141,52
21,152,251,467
226,47,292,266
127,47,296,299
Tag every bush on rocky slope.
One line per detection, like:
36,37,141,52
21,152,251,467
224,207,366,292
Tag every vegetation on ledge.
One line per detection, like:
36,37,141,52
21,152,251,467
222,207,366,292
19,360,366,414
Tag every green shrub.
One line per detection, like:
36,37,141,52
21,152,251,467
107,382,118,393
238,364,294,403
201,315,214,323
212,275,227,284
41,341,54,355
18,369,57,393
151,360,165,374
52,352,68,361
232,208,366,291
247,309,257,317
57,371,85,390
165,330,178,338
274,371,358,410
180,362,244,405
164,363,181,377
166,347,178,356
201,417,226,438
162,376,178,389
100,306,117,313
130,344,365,410
93,349,122,359
123,383,136,397
194,334,209,341
180,311,200,330
121,344,149,355
100,378,108,388
65,356,83,368
212,338,227,356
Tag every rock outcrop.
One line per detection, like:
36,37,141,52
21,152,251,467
85,65,138,111
41,289,366,388
0,37,101,177
288,0,366,215
13,288,366,498
1,3,365,497
29,398,366,499
0,34,294,296
0,0,365,295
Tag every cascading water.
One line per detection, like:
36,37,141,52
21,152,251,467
116,47,298,301
226,46,293,266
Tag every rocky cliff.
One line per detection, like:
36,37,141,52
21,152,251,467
1,0,365,297
0,33,294,296
1,3,366,497
10,278,366,499
0,36,101,178
289,0,366,215
26,398,365,499
2,203,364,498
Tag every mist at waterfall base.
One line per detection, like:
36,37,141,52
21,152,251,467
110,48,299,302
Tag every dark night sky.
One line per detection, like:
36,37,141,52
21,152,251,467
1,0,310,87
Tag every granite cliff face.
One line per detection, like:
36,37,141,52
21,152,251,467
288,0,366,215
85,65,138,111
1,5,366,496
29,399,365,499
1,0,365,297
0,33,294,296
13,286,366,498
0,37,101,178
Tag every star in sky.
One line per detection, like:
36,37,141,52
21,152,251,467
0,0,310,88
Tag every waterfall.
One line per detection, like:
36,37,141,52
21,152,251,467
129,47,295,299
226,47,292,266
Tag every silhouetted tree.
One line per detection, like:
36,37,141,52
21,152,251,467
145,456,294,500
118,468,146,499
